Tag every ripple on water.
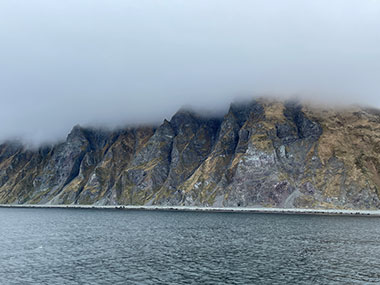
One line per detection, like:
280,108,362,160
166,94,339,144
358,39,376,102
1,208,380,284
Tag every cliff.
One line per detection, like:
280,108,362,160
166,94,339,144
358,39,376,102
1,99,379,209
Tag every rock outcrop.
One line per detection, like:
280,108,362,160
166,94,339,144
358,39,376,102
1,99,379,209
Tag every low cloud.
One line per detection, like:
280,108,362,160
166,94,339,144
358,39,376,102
0,0,379,145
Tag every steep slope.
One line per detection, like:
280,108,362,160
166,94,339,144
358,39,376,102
0,99,379,209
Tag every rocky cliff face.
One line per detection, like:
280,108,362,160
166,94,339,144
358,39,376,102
1,99,379,209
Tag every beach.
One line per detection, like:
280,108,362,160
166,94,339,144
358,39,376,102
1,204,379,217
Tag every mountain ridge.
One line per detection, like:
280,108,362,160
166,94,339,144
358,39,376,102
1,98,379,209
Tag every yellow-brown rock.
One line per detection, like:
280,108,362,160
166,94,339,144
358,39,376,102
0,99,379,209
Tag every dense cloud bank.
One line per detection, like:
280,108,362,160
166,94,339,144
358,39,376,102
0,0,379,145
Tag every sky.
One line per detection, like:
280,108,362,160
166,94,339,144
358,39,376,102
0,0,379,145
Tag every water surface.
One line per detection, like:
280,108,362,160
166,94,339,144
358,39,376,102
1,208,380,284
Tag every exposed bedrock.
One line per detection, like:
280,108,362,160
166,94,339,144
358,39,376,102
0,99,379,209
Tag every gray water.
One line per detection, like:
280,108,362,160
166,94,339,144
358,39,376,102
1,209,380,284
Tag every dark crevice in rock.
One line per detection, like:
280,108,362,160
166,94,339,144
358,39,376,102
283,101,323,141
62,150,88,190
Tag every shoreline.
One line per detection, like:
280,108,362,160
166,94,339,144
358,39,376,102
0,204,379,217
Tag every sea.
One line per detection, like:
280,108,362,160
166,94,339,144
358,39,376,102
1,208,380,284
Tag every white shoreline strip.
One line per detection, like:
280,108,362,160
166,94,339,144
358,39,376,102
0,204,379,217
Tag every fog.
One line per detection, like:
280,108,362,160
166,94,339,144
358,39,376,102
0,0,379,145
